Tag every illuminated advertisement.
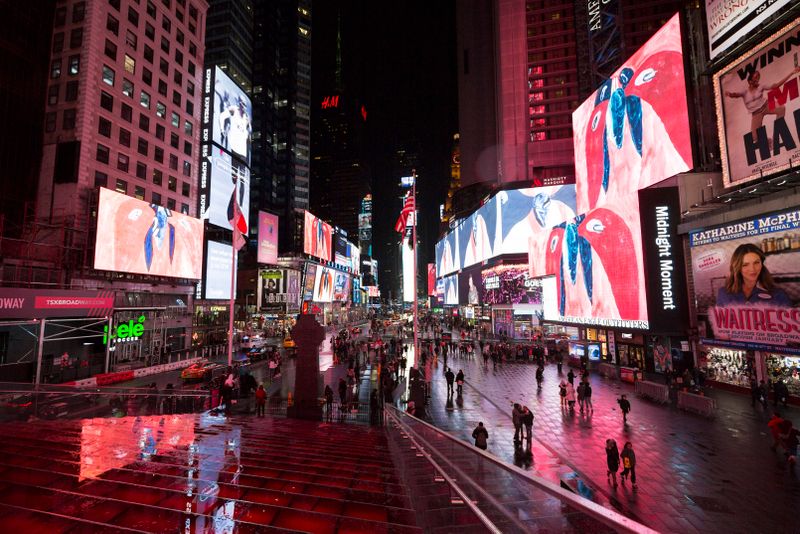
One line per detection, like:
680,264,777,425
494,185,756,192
302,263,317,302
333,271,351,302
202,66,252,165
303,211,333,262
435,185,577,278
204,241,235,300
259,269,285,308
480,264,543,306
313,265,336,303
366,286,380,298
0,288,114,319
443,274,459,306
257,211,278,265
334,230,349,267
689,207,800,353
199,147,250,231
428,263,436,296
458,269,482,306
714,18,800,188
349,243,361,273
94,188,204,279
555,13,691,329
705,0,792,60
402,236,415,303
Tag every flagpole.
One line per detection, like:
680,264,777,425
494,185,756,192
412,170,418,367
227,174,238,368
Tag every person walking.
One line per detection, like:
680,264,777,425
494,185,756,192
577,381,586,413
750,377,761,408
536,365,544,389
512,403,523,443
620,441,637,489
768,411,785,452
618,394,631,424
522,405,534,443
584,380,594,413
456,369,465,395
338,377,348,408
255,384,266,417
606,439,620,487
567,369,575,385
472,422,489,450
566,381,576,411
559,380,568,408
445,368,455,396
774,379,789,408
758,380,769,409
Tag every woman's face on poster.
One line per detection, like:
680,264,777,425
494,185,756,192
740,252,763,286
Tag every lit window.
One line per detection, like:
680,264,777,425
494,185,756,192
140,90,150,108
134,185,146,200
50,59,61,79
116,178,128,194
156,102,166,118
184,120,192,135
124,54,136,74
68,55,80,75
122,79,134,97
171,112,179,127
168,175,177,191
102,65,115,86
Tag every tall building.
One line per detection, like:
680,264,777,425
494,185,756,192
204,0,253,91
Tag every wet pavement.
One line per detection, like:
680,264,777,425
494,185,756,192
417,335,800,534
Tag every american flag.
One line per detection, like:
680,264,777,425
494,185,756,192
394,193,415,233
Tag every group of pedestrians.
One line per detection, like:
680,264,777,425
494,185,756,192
605,439,638,489
557,369,594,415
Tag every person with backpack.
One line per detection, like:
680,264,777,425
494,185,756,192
472,422,489,450
620,441,638,489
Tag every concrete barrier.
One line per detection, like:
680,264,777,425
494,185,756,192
635,380,669,404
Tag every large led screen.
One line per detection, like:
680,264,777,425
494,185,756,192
481,264,543,306
210,66,252,164
705,0,792,60
94,188,203,279
204,241,235,300
313,265,336,303
402,236,415,303
303,211,333,262
715,18,800,188
443,274,459,306
459,269,482,306
427,263,436,296
333,271,351,302
555,13,691,329
689,207,800,353
435,184,577,278
257,211,278,265
302,263,317,302
200,147,250,231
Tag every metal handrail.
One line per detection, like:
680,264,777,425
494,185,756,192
385,405,658,534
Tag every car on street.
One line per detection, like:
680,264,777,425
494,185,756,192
180,361,226,382
283,336,296,349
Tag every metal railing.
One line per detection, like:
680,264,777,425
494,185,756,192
384,405,657,534
635,380,670,404
677,390,717,417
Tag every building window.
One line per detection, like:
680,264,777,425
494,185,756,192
117,153,130,172
181,203,189,215
162,15,171,34
124,54,135,74
121,103,132,122
98,117,112,137
152,191,162,205
176,29,184,45
63,109,76,129
171,112,179,128
185,100,193,115
102,65,115,86
156,102,166,118
94,170,108,188
152,169,163,185
108,0,120,11
50,59,61,79
65,81,78,101
187,61,195,76
189,42,197,58
122,79,134,97
100,91,113,111
119,128,131,147
174,49,183,66
140,90,150,108
96,144,110,164
115,178,127,194
159,58,169,75
142,67,152,86
154,146,164,162
173,69,182,85
137,137,149,156
145,22,155,41
139,113,150,132
181,181,190,196
53,33,65,53
146,0,156,18
172,90,181,106
168,175,177,192
55,7,67,26
70,28,83,48
186,80,194,96
183,140,192,156
136,163,147,181
72,1,86,22
144,44,154,63
48,85,59,105
170,132,179,148
125,30,137,50
169,154,178,170
128,7,139,27
182,160,191,177
45,112,57,132
167,198,176,210
134,185,146,200
155,124,165,141
104,39,117,60
158,79,167,96
160,36,170,53
68,55,80,75
106,14,119,36
184,120,192,135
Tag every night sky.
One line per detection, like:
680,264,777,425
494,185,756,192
312,0,457,298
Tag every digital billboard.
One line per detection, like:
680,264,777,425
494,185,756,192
554,13,691,329
203,66,252,165
259,269,285,309
94,188,203,279
334,230,349,267
333,271,351,302
199,147,250,232
705,0,792,60
0,288,115,319
313,265,336,303
480,264,543,306
302,263,317,302
689,207,800,353
458,269,482,306
257,211,278,265
402,236,415,303
435,185,577,278
714,18,800,188
303,211,333,262
204,241,235,300
443,274,459,306
427,263,436,296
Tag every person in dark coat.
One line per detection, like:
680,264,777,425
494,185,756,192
567,369,575,385
338,377,347,408
445,368,455,396
773,379,789,408
620,441,637,489
455,369,465,395
512,403,523,443
606,439,620,487
618,394,631,424
472,422,489,450
521,406,534,443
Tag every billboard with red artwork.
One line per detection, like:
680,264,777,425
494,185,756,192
94,188,204,279
303,211,333,262
257,211,278,265
552,12,691,329
427,264,436,296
